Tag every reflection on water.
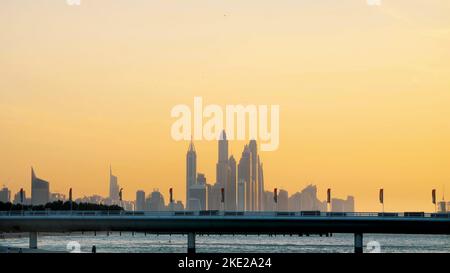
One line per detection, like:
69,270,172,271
1,233,449,253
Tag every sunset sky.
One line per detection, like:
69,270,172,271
1,0,449,211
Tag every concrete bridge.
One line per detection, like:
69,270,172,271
1,211,449,253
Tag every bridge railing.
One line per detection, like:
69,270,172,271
0,210,449,218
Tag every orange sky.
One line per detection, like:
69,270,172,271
1,0,449,211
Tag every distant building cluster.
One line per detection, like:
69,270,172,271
135,189,184,212
1,167,137,210
0,136,356,213
287,185,327,212
181,130,355,212
185,131,268,211
0,168,62,206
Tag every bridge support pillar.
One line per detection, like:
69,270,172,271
187,232,196,254
29,232,38,249
354,233,363,254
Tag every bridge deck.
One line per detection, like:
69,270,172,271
1,211,449,235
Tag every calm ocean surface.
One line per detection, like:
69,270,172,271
1,233,449,253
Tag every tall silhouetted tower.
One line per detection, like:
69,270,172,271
109,166,120,205
216,130,229,187
31,167,50,205
258,157,265,210
238,145,252,210
249,140,259,210
135,190,146,211
186,139,197,209
226,155,237,210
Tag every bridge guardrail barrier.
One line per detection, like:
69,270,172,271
1,210,450,218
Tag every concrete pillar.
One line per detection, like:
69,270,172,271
187,232,196,254
354,233,363,254
29,232,38,249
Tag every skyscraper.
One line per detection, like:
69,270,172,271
188,173,207,210
31,167,50,205
109,166,120,205
238,145,252,211
216,130,229,188
218,130,228,163
331,196,355,212
263,191,274,211
197,173,206,185
288,185,327,212
213,130,238,211
207,183,222,211
226,155,237,211
136,190,146,211
237,178,246,211
146,190,165,211
186,139,197,209
13,190,27,204
0,187,11,203
189,184,207,210
257,156,265,210
249,140,259,210
278,189,289,211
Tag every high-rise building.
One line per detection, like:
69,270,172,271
257,158,265,210
186,139,197,209
31,168,50,205
288,192,302,211
237,178,246,211
263,191,274,211
297,185,327,211
226,155,237,210
188,173,207,210
207,183,222,211
278,189,289,211
216,130,229,188
136,190,146,211
146,190,165,211
13,190,27,204
331,196,355,212
212,130,238,211
218,130,229,162
173,201,185,211
238,145,252,210
189,184,207,211
109,166,120,205
197,173,206,185
0,187,11,203
346,196,355,212
249,140,258,211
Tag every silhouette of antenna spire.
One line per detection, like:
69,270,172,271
188,135,195,152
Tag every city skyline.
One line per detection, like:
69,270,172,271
1,1,450,212
1,135,448,213
0,133,359,212
1,135,448,212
